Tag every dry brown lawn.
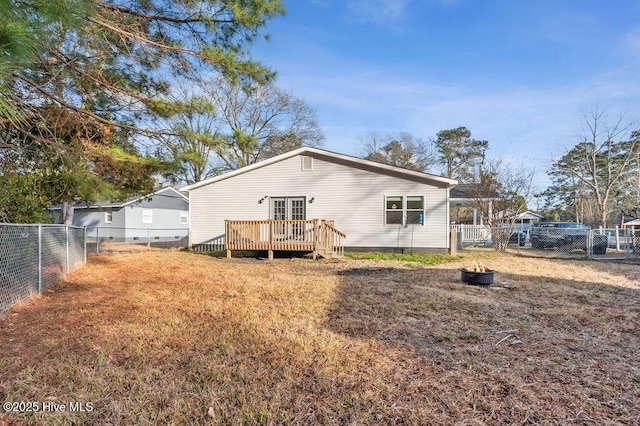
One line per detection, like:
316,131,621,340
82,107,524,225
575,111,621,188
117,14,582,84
1,250,639,425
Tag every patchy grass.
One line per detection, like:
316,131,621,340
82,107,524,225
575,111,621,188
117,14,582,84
345,251,458,266
1,251,639,424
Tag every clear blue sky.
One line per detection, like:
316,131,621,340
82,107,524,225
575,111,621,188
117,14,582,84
253,0,640,189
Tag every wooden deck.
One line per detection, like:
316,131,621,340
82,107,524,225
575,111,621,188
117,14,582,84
224,219,345,259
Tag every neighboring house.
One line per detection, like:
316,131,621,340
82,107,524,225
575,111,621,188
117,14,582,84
182,147,458,253
450,185,541,227
52,187,190,244
512,211,543,225
496,210,542,225
623,218,640,228
450,183,495,225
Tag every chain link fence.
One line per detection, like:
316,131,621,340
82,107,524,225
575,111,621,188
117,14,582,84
0,224,86,317
85,227,189,253
452,224,640,261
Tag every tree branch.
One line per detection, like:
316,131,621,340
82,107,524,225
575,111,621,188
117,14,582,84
95,2,233,25
88,17,203,58
11,72,176,137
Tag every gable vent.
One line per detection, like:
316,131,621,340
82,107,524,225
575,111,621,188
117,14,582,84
301,155,313,171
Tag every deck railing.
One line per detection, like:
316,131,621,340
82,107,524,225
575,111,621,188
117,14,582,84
224,219,345,259
450,224,492,244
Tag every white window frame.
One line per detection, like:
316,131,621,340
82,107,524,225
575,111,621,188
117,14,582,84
142,208,153,224
105,209,113,224
384,195,425,226
385,195,404,225
406,195,425,225
180,210,188,225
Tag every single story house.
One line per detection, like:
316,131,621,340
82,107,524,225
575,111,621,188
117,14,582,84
182,147,458,255
53,187,190,244
623,218,640,228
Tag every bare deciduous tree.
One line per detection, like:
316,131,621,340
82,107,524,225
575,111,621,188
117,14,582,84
549,106,640,228
361,131,436,172
160,78,324,184
470,158,535,252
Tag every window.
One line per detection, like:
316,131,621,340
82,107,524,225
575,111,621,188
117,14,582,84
385,196,403,225
301,155,313,171
180,211,188,224
105,209,113,224
406,196,424,224
385,195,425,225
142,208,153,224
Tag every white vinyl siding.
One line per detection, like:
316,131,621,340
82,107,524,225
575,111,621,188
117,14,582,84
189,154,450,249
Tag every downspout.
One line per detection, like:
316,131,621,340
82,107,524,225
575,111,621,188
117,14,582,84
187,189,192,250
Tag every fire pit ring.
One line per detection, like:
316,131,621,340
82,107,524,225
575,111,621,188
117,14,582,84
458,268,495,287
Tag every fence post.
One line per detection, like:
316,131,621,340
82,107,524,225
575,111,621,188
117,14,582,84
147,228,151,249
615,226,620,251
449,229,457,256
83,226,87,264
37,224,42,294
65,225,70,274
96,227,100,254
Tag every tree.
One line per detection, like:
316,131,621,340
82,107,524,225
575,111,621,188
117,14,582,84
469,158,534,252
547,107,640,228
0,0,92,126
3,0,285,127
161,78,323,182
157,90,225,185
362,131,435,172
1,0,285,220
0,104,162,223
434,127,488,182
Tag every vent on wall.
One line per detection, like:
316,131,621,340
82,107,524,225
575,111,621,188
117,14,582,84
301,155,313,171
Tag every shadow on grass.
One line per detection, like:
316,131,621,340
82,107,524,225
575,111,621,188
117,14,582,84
2,253,639,425
324,263,640,423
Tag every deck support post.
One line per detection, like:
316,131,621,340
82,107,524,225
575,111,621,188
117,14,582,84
226,249,232,258
268,249,274,261
449,230,457,256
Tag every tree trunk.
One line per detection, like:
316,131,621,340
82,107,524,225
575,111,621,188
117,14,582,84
61,201,74,225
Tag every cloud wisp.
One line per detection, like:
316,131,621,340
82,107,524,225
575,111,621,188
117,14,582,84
346,0,411,24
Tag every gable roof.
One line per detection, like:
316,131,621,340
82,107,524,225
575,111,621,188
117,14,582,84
450,183,499,200
181,147,458,192
53,187,189,210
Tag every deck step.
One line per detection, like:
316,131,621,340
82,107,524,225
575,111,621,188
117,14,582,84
315,249,343,259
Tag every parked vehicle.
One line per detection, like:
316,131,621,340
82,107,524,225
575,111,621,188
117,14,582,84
508,230,527,246
530,222,607,254
483,228,527,247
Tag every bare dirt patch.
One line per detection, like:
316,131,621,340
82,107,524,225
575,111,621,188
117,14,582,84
1,251,639,424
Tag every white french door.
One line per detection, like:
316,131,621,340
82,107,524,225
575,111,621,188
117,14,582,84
270,197,306,220
270,197,306,239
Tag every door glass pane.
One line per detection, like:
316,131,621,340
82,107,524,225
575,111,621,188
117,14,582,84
289,198,305,239
290,198,305,220
272,199,286,220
